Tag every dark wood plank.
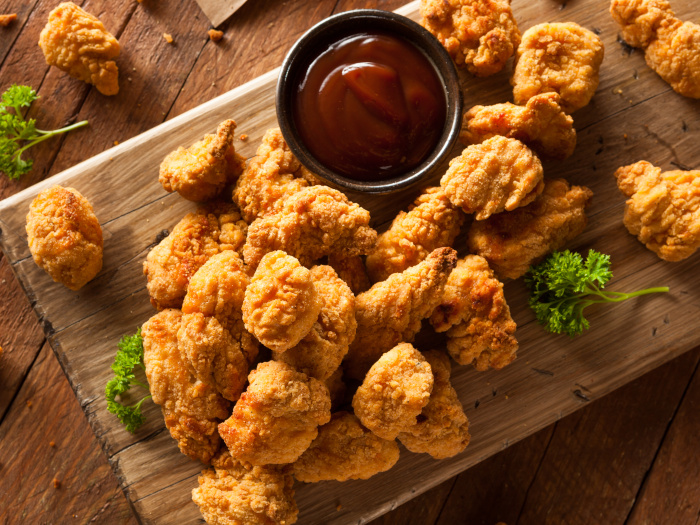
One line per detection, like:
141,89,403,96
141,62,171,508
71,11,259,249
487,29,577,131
371,477,457,525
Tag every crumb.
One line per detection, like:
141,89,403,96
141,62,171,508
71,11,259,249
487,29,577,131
26,400,32,408
49,441,56,447
239,134,248,141
163,33,173,44
336,504,342,511
208,29,223,42
53,478,61,489
623,133,628,139
113,140,119,146
613,87,623,94
0,13,17,26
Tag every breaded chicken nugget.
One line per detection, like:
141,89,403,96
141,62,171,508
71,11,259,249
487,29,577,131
26,185,102,290
468,178,593,279
218,361,331,465
273,265,356,380
242,251,321,353
243,185,377,269
159,120,245,202
460,92,577,160
610,0,675,48
192,450,298,525
365,187,464,283
420,0,521,76
143,204,247,310
397,350,470,459
441,136,545,220
615,161,700,261
645,18,700,99
353,343,434,440
430,255,518,369
344,247,458,380
512,23,605,113
327,254,371,295
143,309,230,463
293,412,400,482
38,2,120,96
233,128,319,223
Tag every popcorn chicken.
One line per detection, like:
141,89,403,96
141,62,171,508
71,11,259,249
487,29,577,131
610,0,675,48
645,18,700,99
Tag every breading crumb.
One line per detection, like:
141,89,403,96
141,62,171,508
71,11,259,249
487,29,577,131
53,478,61,489
113,140,119,146
336,504,342,511
208,29,223,42
239,134,248,141
26,400,32,408
163,33,173,44
0,13,17,26
50,441,56,447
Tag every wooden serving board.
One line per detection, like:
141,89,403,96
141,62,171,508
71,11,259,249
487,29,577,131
1,1,699,523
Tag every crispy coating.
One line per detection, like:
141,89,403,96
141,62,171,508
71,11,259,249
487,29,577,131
143,204,247,310
273,265,356,380
243,185,377,269
645,18,700,99
441,136,545,220
243,251,321,352
344,247,458,380
420,0,521,76
192,451,298,525
430,255,518,370
366,187,464,282
293,412,400,482
468,178,593,279
178,251,257,402
327,254,371,295
218,361,331,465
0,14,17,26
233,128,318,223
397,350,470,459
143,309,230,463
610,0,674,48
460,92,577,160
352,343,434,440
615,161,700,261
26,185,102,291
160,120,245,202
512,22,605,113
38,2,120,96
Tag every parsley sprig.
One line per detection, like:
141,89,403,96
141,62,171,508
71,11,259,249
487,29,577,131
105,328,151,433
0,84,88,180
525,249,669,336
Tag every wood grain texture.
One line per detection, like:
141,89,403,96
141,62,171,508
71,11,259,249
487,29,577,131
0,0,699,524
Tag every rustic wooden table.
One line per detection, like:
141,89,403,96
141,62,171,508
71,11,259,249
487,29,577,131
0,0,699,524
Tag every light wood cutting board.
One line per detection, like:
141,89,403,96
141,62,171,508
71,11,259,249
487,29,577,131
1,1,699,523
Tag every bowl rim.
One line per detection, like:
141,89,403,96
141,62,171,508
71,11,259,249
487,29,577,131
276,8,463,195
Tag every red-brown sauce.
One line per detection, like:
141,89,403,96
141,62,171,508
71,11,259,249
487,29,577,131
292,31,446,181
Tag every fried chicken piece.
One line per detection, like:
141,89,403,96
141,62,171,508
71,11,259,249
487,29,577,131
468,178,593,279
293,412,400,482
610,0,675,48
242,251,321,352
159,120,245,202
430,255,518,369
273,265,356,380
327,254,371,295
143,204,247,310
460,93,577,160
143,309,230,463
645,18,700,99
512,22,605,113
178,251,258,401
243,185,377,269
218,361,331,465
397,350,470,459
344,247,458,380
192,450,298,525
38,2,120,96
233,128,318,223
441,136,545,220
26,185,102,290
615,161,700,261
352,343,433,440
366,187,464,283
420,0,521,76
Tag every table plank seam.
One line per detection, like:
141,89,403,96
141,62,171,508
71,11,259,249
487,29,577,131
577,87,672,134
432,477,460,525
0,336,46,425
0,3,39,72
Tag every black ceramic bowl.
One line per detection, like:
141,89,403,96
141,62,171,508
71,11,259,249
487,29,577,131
276,9,462,194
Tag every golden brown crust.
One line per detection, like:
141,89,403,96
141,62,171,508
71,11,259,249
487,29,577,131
645,19,700,99
352,343,434,440
610,0,674,48
0,14,17,26
218,361,331,465
326,254,371,295
441,136,545,220
293,412,400,482
615,161,700,261
38,2,120,96
397,350,470,459
511,22,604,113
468,178,593,280
242,251,322,353
26,185,103,291
366,187,464,282
460,93,577,160
430,255,518,370
420,0,521,76
143,309,230,463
